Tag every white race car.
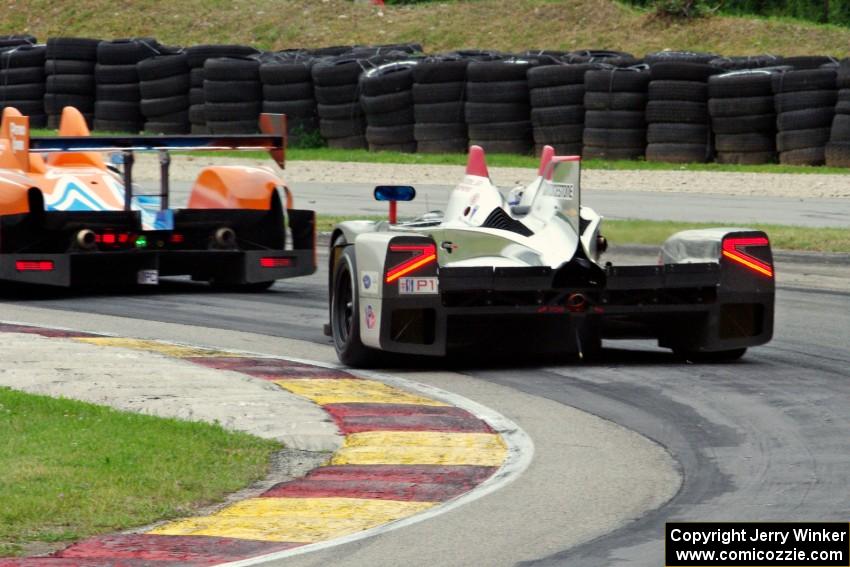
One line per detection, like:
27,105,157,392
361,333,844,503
326,146,775,367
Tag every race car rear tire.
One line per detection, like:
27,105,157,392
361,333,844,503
331,246,378,367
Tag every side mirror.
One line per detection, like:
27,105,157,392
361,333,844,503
374,185,416,202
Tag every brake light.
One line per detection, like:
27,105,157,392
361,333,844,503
169,233,185,244
16,260,54,272
102,233,116,244
385,243,437,283
260,257,293,268
722,236,773,278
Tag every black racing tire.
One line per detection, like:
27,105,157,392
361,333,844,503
190,67,205,87
711,113,775,134
46,37,101,61
414,101,465,123
529,84,585,108
708,95,774,117
673,347,747,362
645,51,716,66
585,109,644,129
581,145,645,160
715,151,776,165
782,55,836,70
188,104,206,125
260,62,313,84
527,64,592,88
94,100,142,121
465,102,530,124
314,83,360,105
360,91,412,114
532,124,584,144
366,107,414,127
583,91,647,110
143,121,190,134
185,45,260,68
835,100,850,114
771,68,836,94
412,60,469,84
2,100,45,115
0,45,45,68
466,80,529,103
777,127,830,152
411,81,465,104
417,139,469,153
263,81,314,101
189,88,204,106
44,93,95,114
92,118,142,133
648,62,720,82
584,69,650,92
825,142,850,167
140,75,190,99
414,122,467,141
708,73,774,98
468,138,532,154
714,133,775,152
140,95,190,118
207,119,260,134
774,89,837,113
360,68,414,97
777,107,834,131
95,83,141,102
530,105,584,126
0,67,45,85
138,53,190,81
320,117,367,138
648,80,707,101
1,83,46,100
327,134,368,149
369,142,417,153
779,146,825,166
46,74,95,94
645,142,711,163
534,142,583,156
583,127,646,148
97,39,160,65
467,61,535,82
262,99,317,117
366,124,415,144
830,114,850,140
204,79,261,103
318,102,363,120
645,100,708,124
204,57,260,81
94,63,139,84
204,101,261,121
647,123,709,144
468,121,532,140
45,59,95,75
331,245,379,367
312,60,366,87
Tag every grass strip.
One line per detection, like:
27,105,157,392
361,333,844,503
0,387,278,557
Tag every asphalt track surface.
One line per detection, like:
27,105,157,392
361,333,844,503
4,244,849,566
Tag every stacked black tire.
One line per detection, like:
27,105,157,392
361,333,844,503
0,35,37,49
186,44,259,134
0,45,47,127
260,57,319,146
708,70,779,164
825,60,850,167
94,39,161,132
138,52,191,134
645,62,719,163
582,66,650,159
203,57,262,134
412,58,468,153
772,67,837,165
313,57,369,149
465,60,536,154
361,61,418,152
44,37,101,128
527,64,590,156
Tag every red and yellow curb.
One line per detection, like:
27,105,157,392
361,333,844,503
0,324,511,566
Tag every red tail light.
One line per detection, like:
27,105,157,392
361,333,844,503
169,233,185,244
722,236,773,278
385,243,437,283
260,257,293,268
16,260,54,272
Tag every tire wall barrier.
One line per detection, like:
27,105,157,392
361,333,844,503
3,38,850,166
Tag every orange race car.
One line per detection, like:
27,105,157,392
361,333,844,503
0,106,315,289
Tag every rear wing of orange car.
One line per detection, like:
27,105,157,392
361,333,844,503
8,111,288,211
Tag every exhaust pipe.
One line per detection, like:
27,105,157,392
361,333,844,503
75,229,97,250
566,293,587,313
213,227,237,248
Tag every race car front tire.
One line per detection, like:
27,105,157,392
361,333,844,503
331,246,378,367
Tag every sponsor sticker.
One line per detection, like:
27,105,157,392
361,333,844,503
360,271,380,295
365,305,376,329
398,277,439,295
137,269,159,285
